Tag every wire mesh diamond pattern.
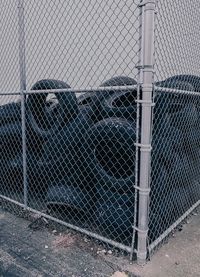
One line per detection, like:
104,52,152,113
0,0,200,264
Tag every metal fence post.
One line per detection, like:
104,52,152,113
130,1,144,261
17,0,27,208
136,0,156,265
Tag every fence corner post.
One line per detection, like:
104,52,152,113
136,0,156,265
17,0,27,208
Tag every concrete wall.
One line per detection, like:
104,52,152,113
0,0,139,95
0,0,199,100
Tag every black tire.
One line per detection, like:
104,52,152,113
0,122,22,189
154,79,196,113
155,78,199,127
29,107,94,186
91,76,137,121
152,117,193,187
0,121,46,191
183,128,200,153
0,121,47,162
77,92,96,107
149,171,199,241
0,107,93,191
94,187,134,240
0,102,21,126
156,74,200,92
27,79,79,137
149,166,183,241
98,75,137,100
154,150,192,187
77,93,96,121
150,158,200,241
0,154,23,192
0,123,22,161
46,183,92,213
0,122,46,163
154,89,198,130
79,118,136,192
100,90,137,121
0,151,47,193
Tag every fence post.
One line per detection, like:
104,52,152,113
17,0,27,208
136,0,156,265
130,1,143,261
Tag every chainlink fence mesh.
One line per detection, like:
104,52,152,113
0,0,200,262
0,1,20,93
0,0,140,256
149,87,200,250
23,0,139,89
149,0,200,253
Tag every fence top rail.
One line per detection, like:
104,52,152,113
24,85,138,95
0,85,138,96
1,84,199,96
154,85,200,97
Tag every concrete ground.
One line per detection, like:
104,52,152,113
0,204,199,277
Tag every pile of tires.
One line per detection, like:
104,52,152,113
0,74,200,243
149,74,200,241
46,76,138,240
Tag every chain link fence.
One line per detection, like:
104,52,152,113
0,0,140,260
149,0,200,257
0,0,199,265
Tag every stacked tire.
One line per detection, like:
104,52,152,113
47,76,137,239
149,75,200,241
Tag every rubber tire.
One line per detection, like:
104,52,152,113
154,79,196,114
0,123,22,189
154,91,198,130
152,115,194,187
149,169,200,242
79,118,136,192
100,90,137,121
183,128,200,152
0,102,21,126
0,119,46,160
150,155,200,241
77,92,96,107
27,79,79,137
156,75,200,92
0,121,46,191
156,77,200,126
149,167,174,241
29,107,94,186
46,183,93,213
153,149,192,188
0,151,49,193
77,76,137,122
94,187,134,240
98,75,137,100
0,154,23,191
0,121,47,162
0,123,22,161
91,76,137,122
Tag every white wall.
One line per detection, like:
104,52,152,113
154,0,200,82
0,0,20,94
0,0,139,96
0,0,199,99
